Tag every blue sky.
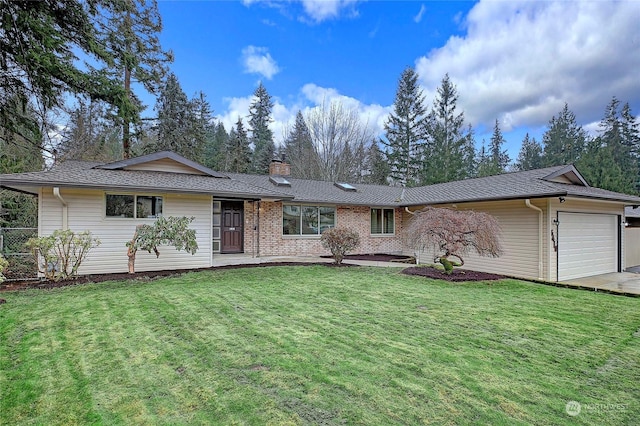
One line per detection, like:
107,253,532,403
152,0,640,161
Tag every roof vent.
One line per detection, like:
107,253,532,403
334,182,356,192
270,176,291,187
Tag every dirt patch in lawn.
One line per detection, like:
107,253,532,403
0,262,357,292
402,266,505,282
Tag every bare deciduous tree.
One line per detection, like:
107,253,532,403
304,99,373,182
404,207,503,273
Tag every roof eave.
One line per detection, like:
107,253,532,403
0,180,292,200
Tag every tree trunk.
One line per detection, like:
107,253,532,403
123,64,131,159
127,247,136,274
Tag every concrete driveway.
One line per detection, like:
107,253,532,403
562,271,640,296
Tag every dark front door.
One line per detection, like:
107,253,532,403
221,202,244,253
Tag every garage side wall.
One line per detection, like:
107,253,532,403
40,188,213,275
403,200,547,280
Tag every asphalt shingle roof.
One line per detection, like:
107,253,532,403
403,166,640,206
225,173,404,206
2,156,640,206
0,160,290,200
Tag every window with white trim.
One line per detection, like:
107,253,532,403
371,208,394,235
283,205,335,235
106,194,163,218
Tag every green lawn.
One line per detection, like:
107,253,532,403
1,266,639,425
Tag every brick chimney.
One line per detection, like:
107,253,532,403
269,155,290,176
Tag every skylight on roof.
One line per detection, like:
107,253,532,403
269,176,291,187
335,182,356,192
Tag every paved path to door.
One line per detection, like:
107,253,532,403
562,272,640,296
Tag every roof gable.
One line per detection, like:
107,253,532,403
95,151,227,178
541,165,589,186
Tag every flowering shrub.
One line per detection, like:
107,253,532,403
321,227,360,264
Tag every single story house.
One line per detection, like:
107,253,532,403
2,151,639,282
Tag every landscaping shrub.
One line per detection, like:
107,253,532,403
321,227,360,264
0,254,8,283
404,207,502,274
126,216,198,273
26,229,100,281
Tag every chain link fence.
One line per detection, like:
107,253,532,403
1,228,38,281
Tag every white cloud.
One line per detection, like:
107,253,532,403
414,4,426,24
241,46,281,80
415,0,640,132
216,84,390,148
243,0,362,23
300,0,361,23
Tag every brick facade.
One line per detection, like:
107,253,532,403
242,201,405,257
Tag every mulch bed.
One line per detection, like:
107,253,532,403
1,261,504,292
0,262,354,292
402,266,505,282
321,253,416,263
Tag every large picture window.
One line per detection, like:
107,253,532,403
283,205,335,235
371,208,394,235
106,194,163,218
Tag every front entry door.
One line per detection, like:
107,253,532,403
221,202,244,253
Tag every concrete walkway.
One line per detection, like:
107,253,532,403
561,272,640,296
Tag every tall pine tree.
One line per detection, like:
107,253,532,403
283,111,319,179
422,74,473,184
364,142,390,184
226,118,251,173
541,103,586,166
514,133,543,171
96,0,172,158
381,67,427,187
248,82,275,174
477,119,510,177
578,98,638,194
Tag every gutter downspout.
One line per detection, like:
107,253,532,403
53,187,68,230
525,199,543,280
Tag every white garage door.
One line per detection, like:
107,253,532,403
558,212,618,281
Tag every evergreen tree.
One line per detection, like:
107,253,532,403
203,122,229,171
475,140,491,178
151,73,191,156
541,103,586,166
189,91,213,163
0,99,42,227
478,119,510,177
0,0,119,154
58,99,122,162
283,111,320,179
461,124,477,178
578,138,627,193
364,142,390,185
381,67,427,187
422,74,473,184
248,82,275,174
578,98,638,194
97,0,172,158
226,118,251,173
621,102,640,191
515,133,543,171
